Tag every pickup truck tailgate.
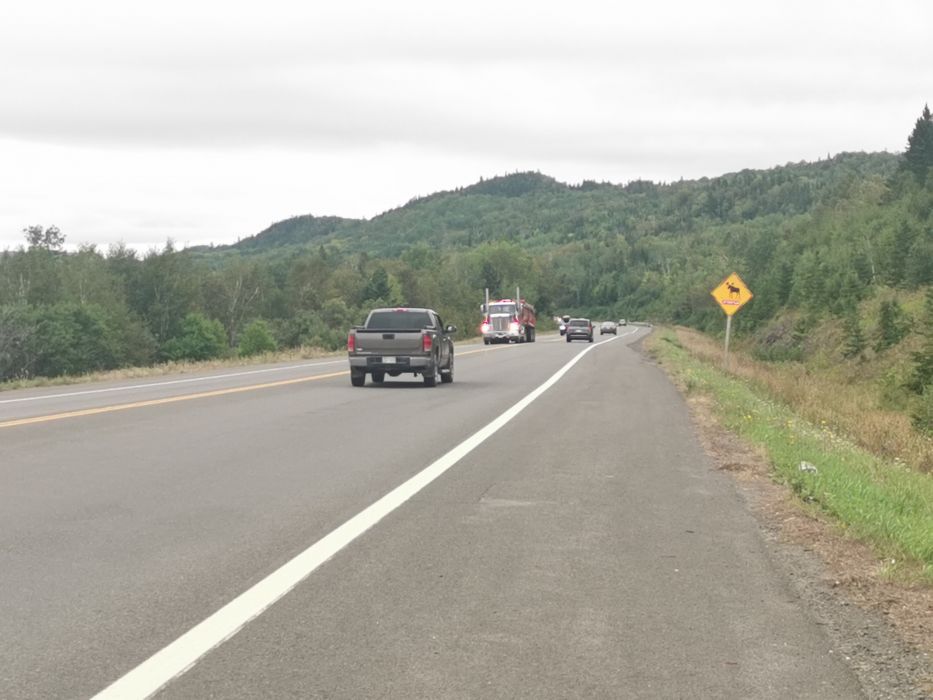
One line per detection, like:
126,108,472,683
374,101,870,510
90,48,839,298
353,330,424,354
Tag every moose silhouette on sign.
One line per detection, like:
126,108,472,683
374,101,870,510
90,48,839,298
727,282,741,299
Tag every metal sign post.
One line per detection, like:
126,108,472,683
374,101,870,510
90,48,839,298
723,315,733,368
711,272,753,369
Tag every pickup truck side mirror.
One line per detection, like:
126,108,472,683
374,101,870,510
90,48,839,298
445,325,457,334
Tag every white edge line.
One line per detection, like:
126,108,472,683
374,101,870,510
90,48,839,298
90,336,616,700
0,361,347,405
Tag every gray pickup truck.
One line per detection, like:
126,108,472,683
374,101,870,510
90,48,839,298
347,307,456,387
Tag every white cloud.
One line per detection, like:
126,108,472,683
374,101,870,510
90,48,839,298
1,0,930,251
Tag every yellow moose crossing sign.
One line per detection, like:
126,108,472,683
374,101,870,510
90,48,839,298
711,272,753,316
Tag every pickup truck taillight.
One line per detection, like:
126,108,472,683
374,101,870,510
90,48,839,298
422,333,433,352
347,332,356,352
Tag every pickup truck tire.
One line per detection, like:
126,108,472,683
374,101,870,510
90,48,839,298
371,370,385,384
423,362,440,387
440,356,454,384
566,336,572,343
350,369,366,387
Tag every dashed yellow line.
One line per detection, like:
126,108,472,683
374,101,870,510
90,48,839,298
0,345,515,430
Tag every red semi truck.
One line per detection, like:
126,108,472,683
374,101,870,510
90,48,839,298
480,287,536,344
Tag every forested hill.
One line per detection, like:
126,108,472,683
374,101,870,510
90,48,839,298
215,215,358,253
206,154,897,257
2,105,933,418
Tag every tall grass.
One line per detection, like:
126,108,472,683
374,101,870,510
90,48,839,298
649,328,933,582
676,326,933,473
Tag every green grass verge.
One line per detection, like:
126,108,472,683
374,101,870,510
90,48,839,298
649,329,933,583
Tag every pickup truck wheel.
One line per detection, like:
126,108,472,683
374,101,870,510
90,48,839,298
440,357,454,384
566,336,571,343
423,363,439,387
350,369,366,387
371,370,385,383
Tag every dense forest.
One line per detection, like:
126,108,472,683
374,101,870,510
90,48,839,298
2,106,932,426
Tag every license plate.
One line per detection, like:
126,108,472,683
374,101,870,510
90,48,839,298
382,356,395,364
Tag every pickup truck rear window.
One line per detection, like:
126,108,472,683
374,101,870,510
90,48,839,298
366,310,433,330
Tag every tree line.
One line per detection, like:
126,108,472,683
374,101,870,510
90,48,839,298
2,106,932,429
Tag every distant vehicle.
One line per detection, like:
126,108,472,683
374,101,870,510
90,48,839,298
347,308,455,387
480,288,536,344
600,321,617,335
558,314,570,336
565,318,594,343
619,319,628,326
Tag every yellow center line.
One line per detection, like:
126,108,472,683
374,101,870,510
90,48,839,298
457,347,505,357
0,371,349,429
0,345,515,429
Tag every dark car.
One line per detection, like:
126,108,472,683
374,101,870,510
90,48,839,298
565,318,594,343
600,321,617,335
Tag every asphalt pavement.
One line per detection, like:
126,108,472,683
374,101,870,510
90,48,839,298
0,330,864,698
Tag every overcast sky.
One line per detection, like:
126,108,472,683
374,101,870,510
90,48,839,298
1,1,930,253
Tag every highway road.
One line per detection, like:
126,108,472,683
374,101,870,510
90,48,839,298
0,329,864,698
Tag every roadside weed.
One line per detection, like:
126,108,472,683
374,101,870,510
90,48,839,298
650,328,933,583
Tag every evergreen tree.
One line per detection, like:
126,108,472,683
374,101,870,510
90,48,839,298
842,308,865,359
874,299,908,352
790,250,825,308
903,104,933,183
879,222,914,287
832,269,864,315
913,386,933,435
363,266,391,302
904,232,933,287
907,287,933,393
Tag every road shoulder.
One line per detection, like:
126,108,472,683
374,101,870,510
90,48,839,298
635,334,933,698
